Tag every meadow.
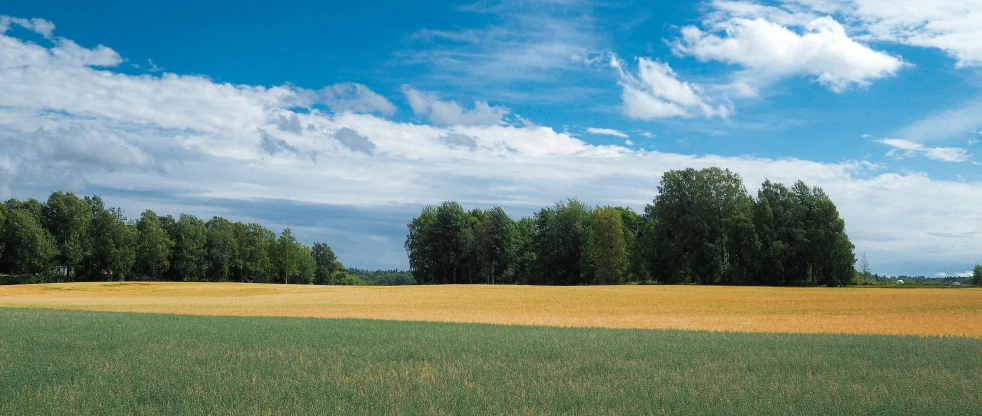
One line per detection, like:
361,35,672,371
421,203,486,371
1,282,981,337
2,307,981,415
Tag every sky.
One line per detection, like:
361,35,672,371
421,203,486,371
1,0,981,276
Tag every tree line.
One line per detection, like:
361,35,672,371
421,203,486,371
0,192,360,285
405,167,857,286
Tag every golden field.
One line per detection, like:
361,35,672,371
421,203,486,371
1,282,980,337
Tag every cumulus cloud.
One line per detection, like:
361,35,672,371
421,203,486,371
403,86,509,126
319,83,396,115
611,57,724,119
34,127,157,169
788,0,982,67
879,138,971,162
4,15,982,273
586,127,629,138
676,15,904,92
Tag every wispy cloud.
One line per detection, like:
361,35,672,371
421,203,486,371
879,138,971,162
611,56,726,119
586,127,628,138
403,86,509,126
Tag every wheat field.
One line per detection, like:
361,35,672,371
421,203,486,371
2,282,980,337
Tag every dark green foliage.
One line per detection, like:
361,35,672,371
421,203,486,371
86,196,137,280
0,192,357,284
532,198,593,285
41,191,91,277
647,167,755,284
312,242,340,284
971,264,982,286
589,206,628,284
135,210,173,280
405,167,857,286
0,206,58,274
205,217,237,282
273,229,316,284
167,214,208,282
3,308,981,415
347,268,414,285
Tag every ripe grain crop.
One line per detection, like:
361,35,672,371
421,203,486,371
2,308,981,415
2,282,981,337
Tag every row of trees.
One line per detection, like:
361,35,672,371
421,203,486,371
406,167,857,286
0,192,355,284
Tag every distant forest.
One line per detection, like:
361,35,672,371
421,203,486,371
0,193,412,285
406,167,859,286
2,166,979,287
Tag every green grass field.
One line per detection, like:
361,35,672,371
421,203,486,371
2,308,980,415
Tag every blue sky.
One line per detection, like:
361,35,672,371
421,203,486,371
2,0,981,276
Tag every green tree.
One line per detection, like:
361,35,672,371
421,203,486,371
589,206,629,284
42,191,92,278
647,168,754,284
87,196,137,280
406,206,439,284
312,242,341,284
237,223,275,283
168,214,208,281
274,229,301,283
533,199,592,285
512,217,537,284
135,210,173,280
0,207,58,275
475,206,516,284
0,203,6,266
205,217,238,281
405,202,470,284
971,264,982,286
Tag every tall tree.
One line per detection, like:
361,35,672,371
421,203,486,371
87,196,137,280
312,242,341,285
42,191,92,277
512,217,537,284
647,168,754,284
274,228,300,284
589,206,629,284
168,214,208,281
406,206,439,284
135,210,173,280
238,223,275,283
0,207,58,275
474,206,516,284
533,199,592,285
205,217,238,281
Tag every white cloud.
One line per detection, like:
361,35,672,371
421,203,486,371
34,127,158,169
0,16,55,39
404,0,598,85
790,0,982,67
586,127,629,138
638,131,655,138
879,138,971,162
676,15,904,92
5,16,982,272
612,57,724,119
624,139,634,146
319,83,396,115
403,86,509,126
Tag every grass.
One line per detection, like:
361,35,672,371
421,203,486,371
2,282,981,337
1,308,981,415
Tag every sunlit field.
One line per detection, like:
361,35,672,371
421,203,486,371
2,282,981,337
2,308,981,415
